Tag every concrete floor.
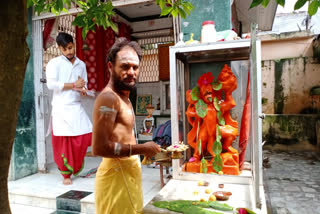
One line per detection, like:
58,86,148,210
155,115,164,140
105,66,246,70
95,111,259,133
9,156,168,214
263,150,320,214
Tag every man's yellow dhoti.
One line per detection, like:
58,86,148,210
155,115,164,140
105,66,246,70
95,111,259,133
95,155,143,214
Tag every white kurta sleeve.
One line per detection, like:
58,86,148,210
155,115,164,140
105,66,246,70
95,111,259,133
46,60,64,92
81,61,89,88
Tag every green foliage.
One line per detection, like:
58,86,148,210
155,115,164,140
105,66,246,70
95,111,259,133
294,0,307,10
308,0,319,16
153,200,235,213
262,0,270,7
156,0,195,19
213,97,220,111
212,139,222,155
74,0,117,39
201,157,208,173
275,0,285,7
28,0,116,39
29,0,194,39
209,201,234,211
198,139,202,156
211,80,222,91
28,0,70,15
191,86,200,101
196,99,207,118
216,125,221,141
250,0,263,8
212,124,223,171
213,154,223,172
250,0,319,17
216,111,225,126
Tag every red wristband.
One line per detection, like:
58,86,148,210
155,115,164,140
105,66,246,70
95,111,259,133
72,83,75,88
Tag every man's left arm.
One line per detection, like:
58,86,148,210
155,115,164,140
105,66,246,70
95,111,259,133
79,62,88,96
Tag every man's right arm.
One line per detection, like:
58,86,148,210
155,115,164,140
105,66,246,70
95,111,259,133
46,60,64,91
92,92,123,157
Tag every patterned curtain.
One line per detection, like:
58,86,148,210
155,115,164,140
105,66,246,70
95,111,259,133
76,22,132,91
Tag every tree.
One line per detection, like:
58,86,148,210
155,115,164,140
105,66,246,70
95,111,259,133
0,1,193,213
0,2,29,213
30,0,194,39
250,0,320,16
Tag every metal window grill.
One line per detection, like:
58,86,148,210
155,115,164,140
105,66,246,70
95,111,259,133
137,36,174,82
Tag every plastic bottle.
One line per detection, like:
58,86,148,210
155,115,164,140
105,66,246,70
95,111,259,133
201,21,216,43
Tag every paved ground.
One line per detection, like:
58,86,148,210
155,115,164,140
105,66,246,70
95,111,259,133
263,150,320,214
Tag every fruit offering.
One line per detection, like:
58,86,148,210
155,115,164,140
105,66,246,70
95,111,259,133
205,188,212,194
208,195,217,201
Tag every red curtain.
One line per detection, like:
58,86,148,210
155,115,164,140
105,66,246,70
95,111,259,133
76,22,132,91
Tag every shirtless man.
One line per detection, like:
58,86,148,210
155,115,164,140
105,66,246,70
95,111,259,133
92,38,161,214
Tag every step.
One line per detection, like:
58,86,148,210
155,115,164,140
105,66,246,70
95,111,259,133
10,203,55,214
9,158,163,214
8,170,96,213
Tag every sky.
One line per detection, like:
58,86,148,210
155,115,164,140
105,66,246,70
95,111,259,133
276,0,308,14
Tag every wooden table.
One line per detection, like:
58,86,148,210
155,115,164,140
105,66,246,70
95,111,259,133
157,160,172,188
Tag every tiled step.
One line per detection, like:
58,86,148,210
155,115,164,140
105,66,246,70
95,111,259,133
51,210,82,214
9,191,57,210
10,203,55,214
8,171,96,213
9,189,95,214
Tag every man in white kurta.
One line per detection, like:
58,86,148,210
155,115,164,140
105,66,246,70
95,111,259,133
46,32,92,185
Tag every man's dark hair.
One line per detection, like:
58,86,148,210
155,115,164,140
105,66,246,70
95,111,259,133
56,32,73,48
107,37,142,64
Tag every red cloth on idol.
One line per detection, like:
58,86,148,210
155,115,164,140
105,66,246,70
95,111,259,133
239,71,251,169
52,132,92,178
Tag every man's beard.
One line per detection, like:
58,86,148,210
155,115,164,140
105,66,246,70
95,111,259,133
66,55,75,61
113,73,137,92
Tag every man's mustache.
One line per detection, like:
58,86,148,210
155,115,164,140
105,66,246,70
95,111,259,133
124,77,136,82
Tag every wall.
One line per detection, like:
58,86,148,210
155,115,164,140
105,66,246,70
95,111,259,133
259,32,320,151
180,0,231,41
9,9,37,180
259,33,320,114
263,114,320,151
261,57,320,114
260,32,314,61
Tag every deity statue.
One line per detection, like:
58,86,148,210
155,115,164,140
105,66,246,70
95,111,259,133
184,64,240,175
142,105,155,135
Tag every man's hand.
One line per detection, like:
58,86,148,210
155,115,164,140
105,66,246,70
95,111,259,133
142,141,161,157
80,88,87,96
74,78,85,88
